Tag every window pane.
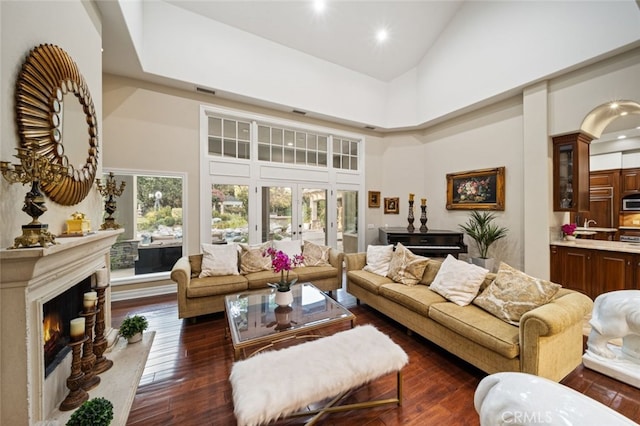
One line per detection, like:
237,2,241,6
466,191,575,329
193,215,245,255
223,119,236,139
318,136,327,152
284,147,295,163
296,149,305,164
238,122,250,141
272,128,283,146
208,117,222,136
238,141,250,159
318,152,327,166
307,134,317,150
258,144,270,161
333,139,340,154
284,130,295,147
258,125,270,143
208,137,222,156
350,141,358,156
223,139,236,157
307,151,317,165
272,145,283,162
350,156,358,170
295,132,306,148
211,184,249,244
342,140,350,154
333,154,341,168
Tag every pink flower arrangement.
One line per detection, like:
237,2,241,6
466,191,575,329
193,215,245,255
561,223,577,236
263,247,304,291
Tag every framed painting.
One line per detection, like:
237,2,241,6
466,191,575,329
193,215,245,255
446,167,505,210
368,191,381,208
384,197,399,214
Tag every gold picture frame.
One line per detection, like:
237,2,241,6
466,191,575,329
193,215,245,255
446,167,505,210
384,197,399,214
368,191,381,208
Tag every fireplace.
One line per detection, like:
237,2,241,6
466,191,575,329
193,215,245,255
0,229,123,425
43,277,92,378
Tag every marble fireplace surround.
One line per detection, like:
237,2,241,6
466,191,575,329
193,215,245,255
0,230,122,425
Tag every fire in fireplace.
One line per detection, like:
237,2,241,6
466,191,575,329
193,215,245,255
43,276,92,378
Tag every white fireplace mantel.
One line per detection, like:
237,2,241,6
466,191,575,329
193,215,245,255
0,229,123,425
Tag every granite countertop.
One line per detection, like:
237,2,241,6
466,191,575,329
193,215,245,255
552,238,640,254
574,226,618,233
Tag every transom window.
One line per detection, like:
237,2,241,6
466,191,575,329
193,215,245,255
207,117,251,159
257,124,328,166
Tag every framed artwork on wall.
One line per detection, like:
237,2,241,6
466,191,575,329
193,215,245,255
368,191,381,208
384,197,399,214
446,167,505,210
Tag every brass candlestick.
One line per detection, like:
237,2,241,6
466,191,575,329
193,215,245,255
96,172,126,230
80,307,101,390
93,285,113,374
59,337,89,411
420,205,428,232
407,200,415,232
0,141,68,248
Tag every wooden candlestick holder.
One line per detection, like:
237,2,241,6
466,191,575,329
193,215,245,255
80,307,100,390
420,205,428,232
59,337,89,411
93,285,113,374
407,200,415,232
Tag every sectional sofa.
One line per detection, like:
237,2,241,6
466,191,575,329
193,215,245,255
345,251,593,382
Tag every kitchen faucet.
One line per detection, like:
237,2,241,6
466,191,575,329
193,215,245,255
584,219,597,228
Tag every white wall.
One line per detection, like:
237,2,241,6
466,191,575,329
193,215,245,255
0,1,103,249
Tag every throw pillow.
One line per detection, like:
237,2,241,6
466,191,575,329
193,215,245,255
429,255,488,306
273,240,303,263
473,262,562,326
238,243,272,274
363,244,394,276
199,243,240,277
302,240,331,266
386,243,430,286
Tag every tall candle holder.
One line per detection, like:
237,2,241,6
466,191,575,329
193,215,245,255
407,200,415,232
92,284,113,374
0,140,68,248
80,306,101,390
96,171,126,230
420,205,428,232
59,337,89,411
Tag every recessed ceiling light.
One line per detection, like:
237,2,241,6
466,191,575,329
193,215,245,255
610,102,619,109
313,0,326,14
618,135,627,140
376,28,389,43
621,111,629,116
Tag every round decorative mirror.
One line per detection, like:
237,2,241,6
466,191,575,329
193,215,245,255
15,44,99,205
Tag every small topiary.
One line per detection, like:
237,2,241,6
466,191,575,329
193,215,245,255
66,397,113,426
118,314,148,339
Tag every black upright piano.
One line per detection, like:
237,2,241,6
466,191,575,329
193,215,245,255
379,227,467,258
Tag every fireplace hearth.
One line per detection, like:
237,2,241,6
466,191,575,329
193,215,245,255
43,276,92,378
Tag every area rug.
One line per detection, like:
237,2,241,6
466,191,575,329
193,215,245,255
48,330,155,425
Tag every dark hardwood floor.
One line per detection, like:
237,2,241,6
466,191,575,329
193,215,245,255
113,289,640,426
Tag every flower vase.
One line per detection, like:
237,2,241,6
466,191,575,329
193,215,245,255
564,235,576,241
419,205,428,232
407,200,415,232
275,289,293,307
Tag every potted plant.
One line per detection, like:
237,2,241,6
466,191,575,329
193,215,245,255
66,397,113,426
458,211,508,270
119,314,148,343
263,247,304,306
561,223,577,241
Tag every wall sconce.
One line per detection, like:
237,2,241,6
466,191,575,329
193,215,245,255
0,141,68,248
96,172,126,230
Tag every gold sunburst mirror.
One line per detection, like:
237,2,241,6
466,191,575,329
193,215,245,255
15,43,99,205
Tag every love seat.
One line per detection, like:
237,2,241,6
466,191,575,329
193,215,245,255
345,251,593,382
171,240,344,319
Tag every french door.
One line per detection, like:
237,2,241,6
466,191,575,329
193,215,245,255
259,183,329,246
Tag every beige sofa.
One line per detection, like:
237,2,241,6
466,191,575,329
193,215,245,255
171,246,344,319
345,252,593,382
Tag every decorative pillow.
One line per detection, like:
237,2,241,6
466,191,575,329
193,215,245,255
386,243,430,286
473,262,562,326
302,240,331,266
238,243,272,274
273,240,303,263
189,255,203,278
199,243,240,277
419,259,443,286
363,244,394,276
429,255,488,306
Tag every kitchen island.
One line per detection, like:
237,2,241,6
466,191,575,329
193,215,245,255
550,239,640,300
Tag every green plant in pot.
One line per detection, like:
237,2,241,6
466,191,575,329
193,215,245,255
66,397,113,426
119,314,148,343
458,211,508,271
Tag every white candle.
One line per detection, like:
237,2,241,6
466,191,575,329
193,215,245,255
84,291,97,309
84,291,97,301
70,317,85,341
95,269,108,287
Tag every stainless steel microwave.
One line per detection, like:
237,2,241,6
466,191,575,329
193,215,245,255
623,198,640,211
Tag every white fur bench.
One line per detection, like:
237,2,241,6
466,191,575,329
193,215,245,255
229,325,409,426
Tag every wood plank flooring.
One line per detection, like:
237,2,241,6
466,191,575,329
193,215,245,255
113,290,640,426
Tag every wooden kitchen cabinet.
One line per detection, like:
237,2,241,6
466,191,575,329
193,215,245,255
553,133,592,212
550,244,638,299
622,168,640,194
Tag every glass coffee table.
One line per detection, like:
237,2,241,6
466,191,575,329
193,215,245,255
225,282,356,359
